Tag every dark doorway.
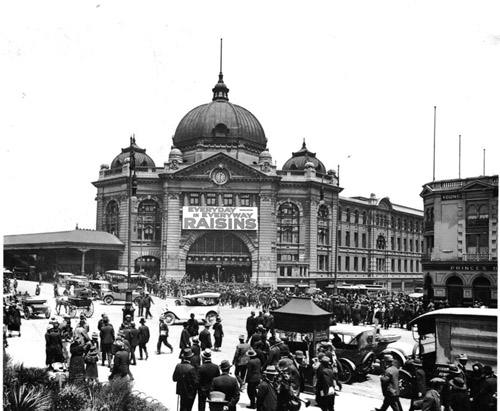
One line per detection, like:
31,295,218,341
186,233,252,283
446,275,464,307
473,276,492,307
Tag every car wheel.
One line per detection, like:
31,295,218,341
337,359,354,384
23,307,31,320
103,296,114,305
133,297,141,305
205,311,217,324
399,369,413,399
164,312,176,325
45,307,51,319
357,352,375,375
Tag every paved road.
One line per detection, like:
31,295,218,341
5,280,413,411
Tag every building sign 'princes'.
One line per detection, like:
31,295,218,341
182,207,258,230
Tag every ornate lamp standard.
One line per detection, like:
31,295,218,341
333,165,340,296
126,135,138,304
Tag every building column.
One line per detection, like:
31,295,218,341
78,248,89,275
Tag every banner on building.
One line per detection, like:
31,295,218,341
182,206,258,230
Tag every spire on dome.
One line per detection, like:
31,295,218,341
212,38,229,101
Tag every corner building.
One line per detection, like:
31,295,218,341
420,175,498,307
93,71,423,289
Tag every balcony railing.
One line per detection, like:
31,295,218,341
463,253,493,262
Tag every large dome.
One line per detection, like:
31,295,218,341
110,139,156,169
172,73,267,153
282,140,326,174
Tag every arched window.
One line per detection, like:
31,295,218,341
317,205,329,245
473,277,491,307
391,216,395,228
338,206,342,221
362,211,367,224
346,208,351,223
105,200,119,236
397,218,402,230
137,199,161,242
278,202,299,244
354,209,359,224
403,219,408,231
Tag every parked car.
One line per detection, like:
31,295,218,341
373,327,414,369
329,324,378,383
101,284,142,305
161,292,220,326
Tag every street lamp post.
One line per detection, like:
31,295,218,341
126,135,137,304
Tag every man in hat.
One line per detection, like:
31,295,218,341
99,317,115,367
213,317,224,351
142,291,154,319
188,313,200,337
157,317,174,354
442,364,462,411
97,313,108,331
315,355,341,411
127,322,140,365
408,358,427,411
110,340,132,381
256,365,279,411
191,336,201,369
264,337,282,368
448,377,471,411
211,360,240,411
375,354,402,411
232,335,251,388
179,321,192,358
456,354,469,383
197,349,220,411
294,350,307,393
471,365,496,411
246,350,262,409
246,311,257,342
60,314,73,370
173,348,198,411
415,377,445,411
199,323,213,351
138,317,150,360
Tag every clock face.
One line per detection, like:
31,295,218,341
213,170,228,185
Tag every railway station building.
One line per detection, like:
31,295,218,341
92,70,424,291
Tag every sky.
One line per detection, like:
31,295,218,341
1,0,499,236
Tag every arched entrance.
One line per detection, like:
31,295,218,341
473,276,491,306
134,256,160,279
446,275,464,307
186,232,252,283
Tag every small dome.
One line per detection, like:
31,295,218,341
259,149,272,163
282,140,326,174
168,146,183,163
110,139,156,169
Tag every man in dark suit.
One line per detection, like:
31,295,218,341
375,354,403,411
99,317,115,367
110,341,132,380
246,350,262,409
199,323,213,351
179,321,192,358
211,360,240,411
173,348,198,411
197,349,220,411
138,317,150,360
246,311,256,342
127,322,140,365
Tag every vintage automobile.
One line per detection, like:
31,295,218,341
161,292,221,325
20,294,52,319
101,284,142,305
329,324,378,383
88,280,112,299
373,327,414,369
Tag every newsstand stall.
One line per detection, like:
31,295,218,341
271,297,332,393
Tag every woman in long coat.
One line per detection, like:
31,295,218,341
7,304,22,337
213,317,224,351
84,332,100,382
68,338,86,384
45,325,64,368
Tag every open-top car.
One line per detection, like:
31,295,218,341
329,324,378,383
161,292,220,325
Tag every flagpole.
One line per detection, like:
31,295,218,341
433,106,436,181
